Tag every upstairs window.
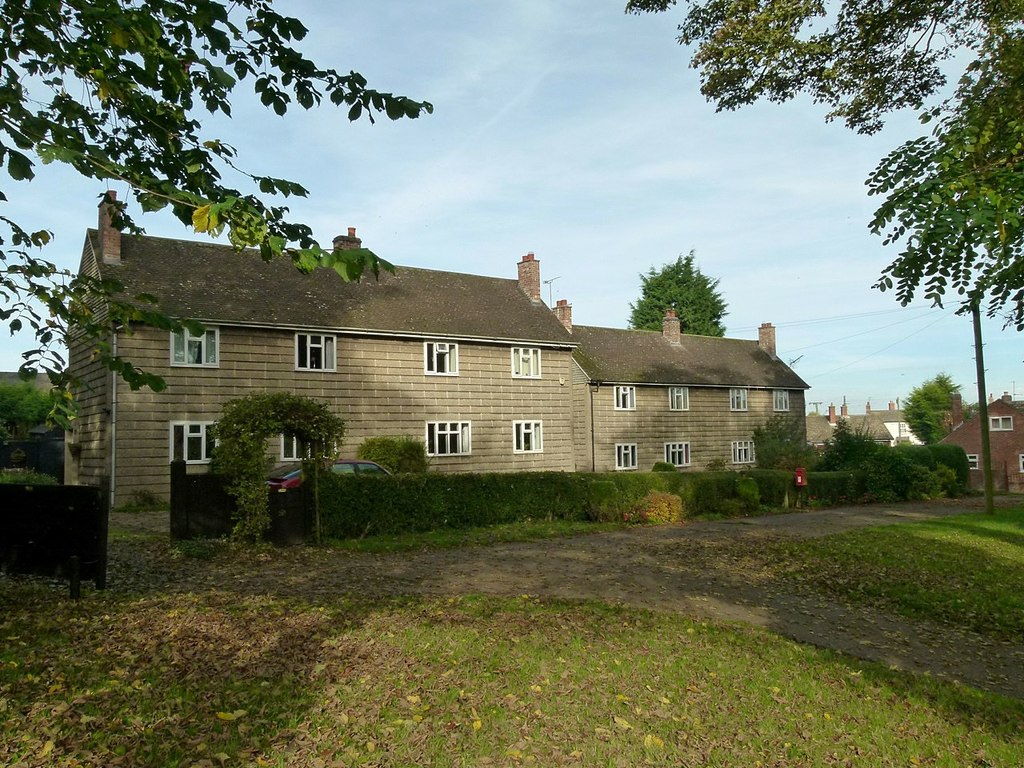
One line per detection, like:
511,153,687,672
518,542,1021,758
425,342,459,375
614,386,636,411
730,388,748,412
426,421,471,455
296,333,335,371
513,420,543,453
170,422,216,464
773,389,790,412
512,347,542,378
668,387,689,411
171,327,218,367
991,416,1014,431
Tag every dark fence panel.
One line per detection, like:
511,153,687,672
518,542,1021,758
169,460,310,545
1,437,64,481
0,482,107,588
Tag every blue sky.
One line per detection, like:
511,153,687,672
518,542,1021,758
2,1,1021,411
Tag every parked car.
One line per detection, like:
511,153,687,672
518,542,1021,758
267,459,391,490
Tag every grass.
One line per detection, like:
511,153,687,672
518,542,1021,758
771,506,1024,641
326,519,627,553
2,589,1022,768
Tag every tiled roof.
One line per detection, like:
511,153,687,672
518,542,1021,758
806,410,916,444
89,231,574,345
570,325,808,389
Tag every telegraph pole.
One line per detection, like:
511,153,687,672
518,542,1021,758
972,302,995,514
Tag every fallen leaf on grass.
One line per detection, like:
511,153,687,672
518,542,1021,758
613,716,633,730
215,709,248,721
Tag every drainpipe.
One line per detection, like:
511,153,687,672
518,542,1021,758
589,382,599,472
109,329,118,510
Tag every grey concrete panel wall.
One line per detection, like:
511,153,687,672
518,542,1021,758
106,326,576,503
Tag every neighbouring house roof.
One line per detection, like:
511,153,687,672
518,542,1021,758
806,411,918,445
570,325,809,389
86,231,575,346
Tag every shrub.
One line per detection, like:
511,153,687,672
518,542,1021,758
651,461,678,472
630,490,683,524
932,465,962,498
744,470,792,506
816,420,880,471
736,476,760,513
687,473,737,517
753,415,816,470
586,480,623,522
805,471,860,506
0,469,58,485
357,436,429,473
926,444,970,490
860,450,915,502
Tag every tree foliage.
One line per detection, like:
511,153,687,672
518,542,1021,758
753,415,814,471
869,31,1024,327
210,392,344,542
1,1,431,422
0,380,51,438
629,251,727,335
627,1,1024,326
904,373,961,444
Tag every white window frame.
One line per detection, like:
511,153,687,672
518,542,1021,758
425,341,459,376
729,388,748,412
668,386,689,411
967,454,979,471
511,347,542,379
614,385,636,411
513,420,544,453
615,443,638,471
170,327,219,367
170,421,216,464
664,442,691,467
426,421,471,456
1019,454,1024,473
773,389,790,412
990,416,1014,431
731,440,755,465
295,333,336,371
281,434,307,462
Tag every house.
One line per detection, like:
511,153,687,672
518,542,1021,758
552,303,809,472
806,400,920,450
68,199,580,505
68,195,810,504
940,393,1024,492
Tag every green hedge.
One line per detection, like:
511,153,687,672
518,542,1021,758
316,468,873,540
926,444,970,489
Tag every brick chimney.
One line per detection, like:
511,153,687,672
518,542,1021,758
98,191,121,264
554,299,572,332
662,308,681,345
758,322,777,357
841,401,848,418
332,226,362,251
865,401,872,415
888,400,897,411
950,393,963,428
517,252,541,302
1002,391,1012,402
828,404,837,425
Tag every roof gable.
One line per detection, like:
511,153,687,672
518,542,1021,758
89,231,574,345
570,325,808,389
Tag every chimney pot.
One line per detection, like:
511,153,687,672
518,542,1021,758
554,298,573,332
1003,391,1012,402
758,322,777,358
841,402,848,418
888,400,896,411
828,404,837,425
865,400,872,415
517,252,541,302
332,227,363,251
662,308,681,345
98,190,122,264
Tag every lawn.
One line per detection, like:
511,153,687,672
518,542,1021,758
2,587,1023,767
3,504,1024,766
772,506,1024,641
